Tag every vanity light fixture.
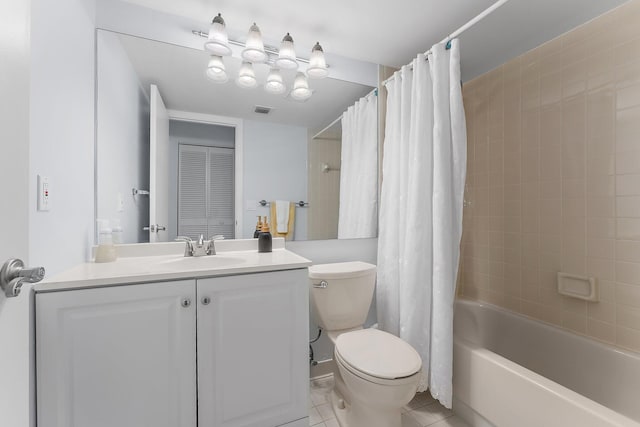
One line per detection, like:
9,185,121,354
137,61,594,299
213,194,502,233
274,33,299,70
236,61,258,89
198,16,327,99
291,72,312,101
307,42,328,79
206,55,228,83
265,67,286,94
204,13,232,56
241,23,267,63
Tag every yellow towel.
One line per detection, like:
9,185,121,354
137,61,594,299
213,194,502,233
270,203,296,240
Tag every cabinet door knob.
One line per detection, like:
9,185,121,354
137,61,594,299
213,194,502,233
181,298,191,308
201,296,211,305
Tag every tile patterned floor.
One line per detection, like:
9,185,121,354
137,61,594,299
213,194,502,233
309,375,469,427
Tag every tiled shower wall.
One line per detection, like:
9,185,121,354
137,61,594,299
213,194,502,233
459,0,640,353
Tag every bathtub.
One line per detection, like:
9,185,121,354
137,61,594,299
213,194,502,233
453,299,640,427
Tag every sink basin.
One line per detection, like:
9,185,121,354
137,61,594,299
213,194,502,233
158,255,246,271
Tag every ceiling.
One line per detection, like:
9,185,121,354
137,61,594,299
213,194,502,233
114,33,374,133
121,0,629,81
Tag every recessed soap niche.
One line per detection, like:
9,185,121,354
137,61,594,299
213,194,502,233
557,272,598,302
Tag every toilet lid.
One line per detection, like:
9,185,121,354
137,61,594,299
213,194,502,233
335,329,422,380
308,261,376,279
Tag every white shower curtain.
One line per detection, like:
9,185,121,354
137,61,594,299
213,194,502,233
376,40,466,408
338,93,378,239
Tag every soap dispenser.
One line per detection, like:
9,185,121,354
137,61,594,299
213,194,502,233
253,216,263,238
258,215,272,253
95,219,118,263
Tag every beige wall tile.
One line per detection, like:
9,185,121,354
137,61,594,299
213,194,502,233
617,218,640,240
616,175,640,196
617,305,640,330
460,0,640,353
587,238,615,259
587,319,616,344
616,261,640,285
616,240,640,263
588,300,616,323
616,326,640,352
617,196,640,218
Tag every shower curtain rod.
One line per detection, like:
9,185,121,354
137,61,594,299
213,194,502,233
312,87,378,140
381,0,512,86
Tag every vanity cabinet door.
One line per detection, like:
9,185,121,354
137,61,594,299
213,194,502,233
197,269,309,427
36,280,197,427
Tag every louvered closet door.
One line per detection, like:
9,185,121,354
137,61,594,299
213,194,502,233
178,144,235,240
178,145,208,239
208,147,235,239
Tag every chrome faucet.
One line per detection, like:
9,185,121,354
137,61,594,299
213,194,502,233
175,235,225,257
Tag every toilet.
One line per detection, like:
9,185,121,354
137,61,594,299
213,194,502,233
309,262,422,427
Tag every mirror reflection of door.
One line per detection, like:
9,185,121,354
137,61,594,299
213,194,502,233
149,84,170,242
178,144,234,240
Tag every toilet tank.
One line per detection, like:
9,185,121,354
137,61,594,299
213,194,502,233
309,262,377,332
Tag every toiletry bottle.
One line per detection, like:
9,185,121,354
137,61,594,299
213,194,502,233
253,216,263,238
95,219,118,263
111,218,123,244
258,215,272,253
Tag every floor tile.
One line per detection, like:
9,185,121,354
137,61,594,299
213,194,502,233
316,402,335,421
324,419,340,427
404,392,437,411
309,376,469,427
428,416,470,427
309,406,323,425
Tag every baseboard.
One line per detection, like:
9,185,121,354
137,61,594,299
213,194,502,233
310,359,335,379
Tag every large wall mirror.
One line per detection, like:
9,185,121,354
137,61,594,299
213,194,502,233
95,29,378,244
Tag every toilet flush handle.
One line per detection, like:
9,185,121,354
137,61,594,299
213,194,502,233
313,280,328,289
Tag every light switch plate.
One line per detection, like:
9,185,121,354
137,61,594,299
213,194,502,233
37,175,50,211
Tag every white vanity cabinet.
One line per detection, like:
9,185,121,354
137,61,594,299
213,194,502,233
197,269,309,427
35,267,309,427
35,279,197,427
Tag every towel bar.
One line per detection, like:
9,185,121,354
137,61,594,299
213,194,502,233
258,200,309,207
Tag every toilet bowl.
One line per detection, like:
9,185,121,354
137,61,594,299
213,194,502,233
309,262,422,427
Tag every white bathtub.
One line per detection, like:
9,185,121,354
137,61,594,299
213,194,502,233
453,299,640,427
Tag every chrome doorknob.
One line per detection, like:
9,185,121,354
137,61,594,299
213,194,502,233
0,259,45,298
143,224,167,232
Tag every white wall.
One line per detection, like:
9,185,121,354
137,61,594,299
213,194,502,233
96,30,150,244
29,0,96,274
243,120,308,240
0,0,31,425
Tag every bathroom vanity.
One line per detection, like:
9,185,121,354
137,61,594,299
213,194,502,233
33,239,311,427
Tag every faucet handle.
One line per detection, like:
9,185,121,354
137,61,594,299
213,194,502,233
175,236,195,256
209,235,225,241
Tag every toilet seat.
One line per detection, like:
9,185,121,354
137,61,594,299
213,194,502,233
334,329,422,386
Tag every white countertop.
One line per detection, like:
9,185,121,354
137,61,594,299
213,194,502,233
36,239,311,292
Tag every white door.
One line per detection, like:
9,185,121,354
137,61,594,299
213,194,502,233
36,281,197,427
197,270,309,427
149,84,170,242
0,0,31,425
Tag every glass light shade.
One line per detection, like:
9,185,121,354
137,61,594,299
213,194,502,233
274,33,298,70
206,55,228,83
241,23,267,63
264,68,286,94
307,42,328,79
291,72,312,101
204,13,232,56
236,61,258,89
